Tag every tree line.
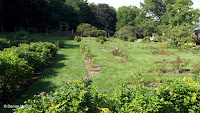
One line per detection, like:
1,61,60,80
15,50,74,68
0,0,200,37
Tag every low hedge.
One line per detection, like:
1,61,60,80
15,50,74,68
0,51,34,100
14,77,200,112
0,42,58,103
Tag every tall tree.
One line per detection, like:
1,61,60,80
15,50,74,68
95,3,117,33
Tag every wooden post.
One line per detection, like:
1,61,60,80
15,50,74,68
46,28,48,37
72,29,74,36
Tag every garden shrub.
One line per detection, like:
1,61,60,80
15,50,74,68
0,38,10,50
90,30,106,37
15,31,29,40
13,77,200,112
112,77,200,112
14,77,110,113
76,23,97,37
141,36,150,43
96,36,107,44
11,40,26,46
127,36,136,42
4,46,46,73
116,26,136,41
0,51,33,100
74,36,81,42
53,40,65,48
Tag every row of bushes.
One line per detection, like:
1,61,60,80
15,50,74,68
0,42,58,102
14,77,200,112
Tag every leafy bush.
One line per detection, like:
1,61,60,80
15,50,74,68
11,40,26,46
141,36,150,43
165,26,194,46
74,36,81,42
0,42,58,102
90,30,106,37
113,77,200,112
15,31,30,40
0,38,10,50
116,26,136,41
96,36,107,44
4,46,46,73
13,77,200,112
76,23,97,37
53,40,65,48
14,78,109,113
0,51,33,100
127,36,136,42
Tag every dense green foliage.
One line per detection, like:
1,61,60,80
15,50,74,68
90,30,107,37
14,78,109,113
76,23,97,36
0,38,10,50
14,77,200,112
0,42,57,103
74,35,81,42
96,36,107,44
116,26,136,41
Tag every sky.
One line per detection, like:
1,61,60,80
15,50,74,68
87,0,200,10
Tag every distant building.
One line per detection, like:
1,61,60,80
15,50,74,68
194,27,200,45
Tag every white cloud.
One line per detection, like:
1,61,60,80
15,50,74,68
87,0,200,10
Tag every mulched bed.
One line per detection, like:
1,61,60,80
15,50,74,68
150,69,191,74
81,55,100,77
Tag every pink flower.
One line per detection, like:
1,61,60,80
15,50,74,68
84,76,90,82
27,46,30,49
40,92,46,96
33,57,36,61
24,52,27,55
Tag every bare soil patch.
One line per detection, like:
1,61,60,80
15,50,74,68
81,55,100,77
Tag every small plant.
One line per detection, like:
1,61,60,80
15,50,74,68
74,35,81,42
0,38,10,50
96,36,107,44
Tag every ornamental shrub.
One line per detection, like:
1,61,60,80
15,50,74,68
15,31,30,40
90,30,106,37
96,36,107,44
0,38,10,50
0,51,33,100
127,36,136,42
74,36,81,42
14,78,110,113
53,40,65,49
4,46,46,73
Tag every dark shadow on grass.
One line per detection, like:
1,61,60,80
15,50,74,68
64,43,79,49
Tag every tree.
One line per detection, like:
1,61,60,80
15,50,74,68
95,3,117,33
116,26,136,41
116,6,140,30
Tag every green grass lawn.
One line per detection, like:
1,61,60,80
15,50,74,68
1,35,200,112
81,38,200,95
